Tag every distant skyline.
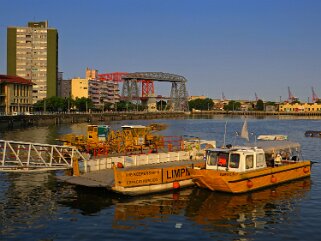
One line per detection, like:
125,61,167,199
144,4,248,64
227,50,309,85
1,0,321,101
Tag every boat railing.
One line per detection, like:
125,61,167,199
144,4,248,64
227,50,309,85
84,150,193,173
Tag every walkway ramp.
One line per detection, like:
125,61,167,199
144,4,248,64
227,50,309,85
0,139,88,172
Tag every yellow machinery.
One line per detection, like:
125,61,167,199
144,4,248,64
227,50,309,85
59,123,169,156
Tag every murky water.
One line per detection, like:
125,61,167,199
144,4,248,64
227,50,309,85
1,116,321,240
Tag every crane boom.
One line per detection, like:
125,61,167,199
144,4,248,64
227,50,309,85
312,87,319,102
288,87,298,102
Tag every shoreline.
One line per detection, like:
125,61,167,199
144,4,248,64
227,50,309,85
1,110,321,130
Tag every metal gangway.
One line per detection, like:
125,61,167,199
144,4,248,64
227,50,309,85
0,139,88,172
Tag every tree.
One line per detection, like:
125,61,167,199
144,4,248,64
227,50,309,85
74,97,93,112
157,100,167,110
103,102,113,111
33,96,66,112
223,100,241,111
63,97,75,112
188,98,213,110
256,99,264,111
115,100,139,111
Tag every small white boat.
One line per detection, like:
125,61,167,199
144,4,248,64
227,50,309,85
257,135,288,141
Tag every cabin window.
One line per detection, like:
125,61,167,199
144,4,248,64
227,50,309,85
246,155,254,169
218,153,228,167
256,153,265,167
207,152,228,167
207,152,218,165
229,153,240,168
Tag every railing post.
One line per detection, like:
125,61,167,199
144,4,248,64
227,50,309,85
27,144,31,167
2,141,7,166
50,146,54,167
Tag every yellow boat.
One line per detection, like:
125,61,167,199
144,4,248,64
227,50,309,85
189,141,312,193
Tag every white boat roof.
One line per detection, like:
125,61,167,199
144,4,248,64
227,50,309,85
121,125,146,129
257,134,288,140
206,141,300,154
250,141,301,153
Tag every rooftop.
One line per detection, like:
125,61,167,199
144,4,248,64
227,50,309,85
0,75,35,85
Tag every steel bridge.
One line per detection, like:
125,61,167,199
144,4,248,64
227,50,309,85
0,140,88,172
122,72,189,111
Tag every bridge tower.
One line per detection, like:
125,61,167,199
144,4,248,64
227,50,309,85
168,81,189,111
122,72,189,112
122,79,139,102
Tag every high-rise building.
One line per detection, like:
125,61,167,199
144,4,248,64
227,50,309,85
7,21,58,103
85,68,120,108
88,79,120,108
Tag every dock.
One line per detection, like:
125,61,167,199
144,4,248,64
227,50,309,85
57,159,204,190
58,169,115,188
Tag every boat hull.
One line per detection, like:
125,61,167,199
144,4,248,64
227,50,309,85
113,161,205,196
112,179,194,196
190,161,311,193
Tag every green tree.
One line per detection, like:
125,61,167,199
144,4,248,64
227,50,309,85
115,100,139,111
223,100,241,111
33,96,66,112
46,96,65,111
157,100,167,110
103,102,113,111
63,97,75,112
74,97,93,112
256,99,264,111
33,99,45,112
188,98,213,110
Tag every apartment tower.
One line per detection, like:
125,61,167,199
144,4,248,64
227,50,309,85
7,21,58,103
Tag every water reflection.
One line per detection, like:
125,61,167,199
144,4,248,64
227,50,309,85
112,189,192,230
185,179,311,237
56,178,311,235
58,186,118,215
0,172,58,237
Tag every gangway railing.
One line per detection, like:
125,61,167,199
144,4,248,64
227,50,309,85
0,139,88,172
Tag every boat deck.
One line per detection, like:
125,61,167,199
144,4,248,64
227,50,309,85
57,169,115,188
57,159,204,188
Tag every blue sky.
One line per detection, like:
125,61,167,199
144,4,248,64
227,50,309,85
1,0,321,101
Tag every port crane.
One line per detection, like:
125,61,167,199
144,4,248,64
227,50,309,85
311,87,320,102
288,87,298,102
222,92,226,101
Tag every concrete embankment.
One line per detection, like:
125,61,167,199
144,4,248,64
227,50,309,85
2,110,320,130
0,111,188,129
191,110,321,117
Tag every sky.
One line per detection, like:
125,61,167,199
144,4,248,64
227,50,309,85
1,0,321,102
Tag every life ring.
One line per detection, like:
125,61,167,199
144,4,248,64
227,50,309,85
247,180,253,188
303,167,309,173
173,182,180,189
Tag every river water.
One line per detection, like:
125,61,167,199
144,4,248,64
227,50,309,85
1,116,321,241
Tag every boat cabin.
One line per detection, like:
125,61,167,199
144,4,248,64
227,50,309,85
205,141,302,173
205,147,267,172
